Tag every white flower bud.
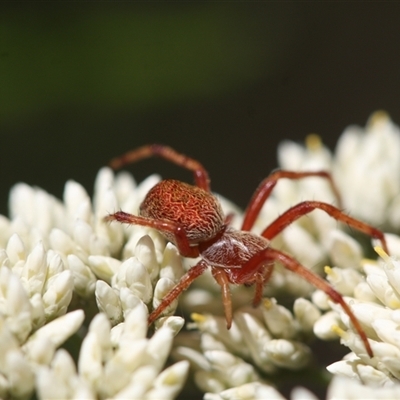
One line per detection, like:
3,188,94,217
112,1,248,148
325,266,363,296
293,298,321,333
114,257,152,304
68,254,97,297
313,311,342,341
160,243,185,282
78,331,103,388
42,270,74,318
88,255,120,282
190,313,244,352
265,339,311,370
30,292,46,329
234,310,276,373
204,350,259,387
6,349,35,398
119,303,148,344
145,326,174,371
64,180,92,223
145,360,189,400
119,287,143,316
291,386,319,400
261,298,298,340
27,309,84,348
327,230,363,270
95,280,123,325
24,335,55,365
6,234,26,265
152,277,177,315
0,266,32,342
134,235,160,282
20,241,47,296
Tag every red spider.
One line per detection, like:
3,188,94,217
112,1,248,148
105,144,389,358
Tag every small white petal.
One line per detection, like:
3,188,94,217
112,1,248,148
6,233,26,265
30,293,46,329
152,277,178,316
114,257,153,303
160,243,185,282
68,254,97,297
88,255,120,282
291,386,319,400
6,349,35,398
42,270,74,318
21,241,47,295
27,309,84,348
0,266,32,342
64,180,92,221
0,314,20,371
78,331,103,388
145,326,174,371
172,346,211,371
327,230,363,270
325,266,363,297
313,311,342,341
265,339,311,370
117,302,148,344
119,287,143,315
95,280,123,325
134,235,160,282
100,340,148,398
24,335,55,365
204,350,259,387
145,360,189,400
311,289,331,310
372,318,400,349
261,298,298,340
234,310,276,374
293,298,321,333
366,272,400,308
190,313,244,352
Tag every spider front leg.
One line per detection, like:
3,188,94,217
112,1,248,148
242,170,341,231
261,200,389,253
232,247,374,358
109,144,211,191
105,211,200,258
148,261,209,325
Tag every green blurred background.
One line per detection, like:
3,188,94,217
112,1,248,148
1,3,400,213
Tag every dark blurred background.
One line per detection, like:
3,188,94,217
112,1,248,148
1,3,400,214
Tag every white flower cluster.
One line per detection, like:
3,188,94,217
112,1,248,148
2,111,400,399
0,169,188,399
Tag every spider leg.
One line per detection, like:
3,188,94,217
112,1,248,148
148,260,209,325
109,144,210,191
261,200,388,253
233,247,374,357
211,267,233,329
241,170,341,231
253,264,274,307
105,211,200,258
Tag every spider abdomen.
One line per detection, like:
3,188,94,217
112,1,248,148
140,179,224,244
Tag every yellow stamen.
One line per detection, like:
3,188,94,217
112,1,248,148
190,313,206,323
263,298,273,310
305,134,322,151
324,265,332,275
374,246,390,262
367,110,390,128
331,324,348,340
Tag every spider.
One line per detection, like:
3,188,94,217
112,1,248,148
105,144,389,358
